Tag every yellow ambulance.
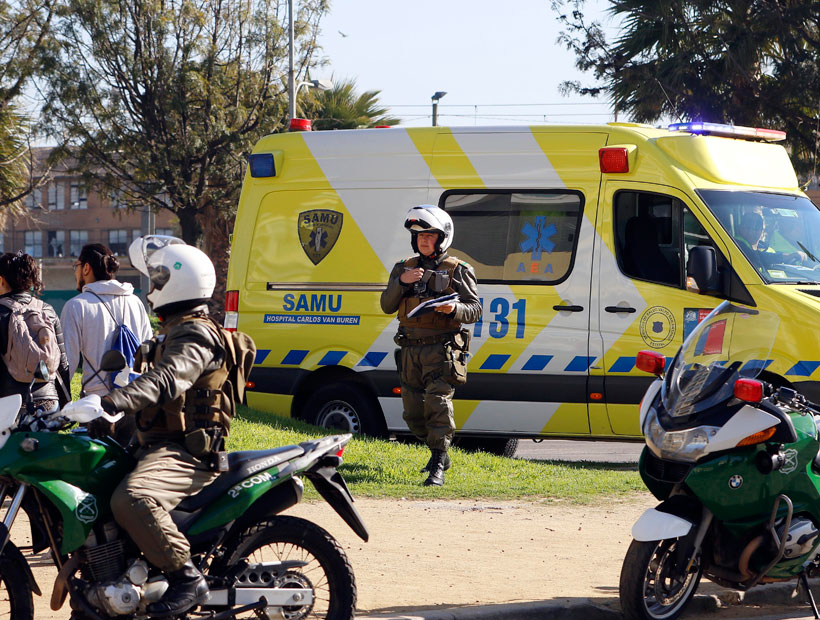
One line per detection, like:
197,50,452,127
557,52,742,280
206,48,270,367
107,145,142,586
225,121,820,454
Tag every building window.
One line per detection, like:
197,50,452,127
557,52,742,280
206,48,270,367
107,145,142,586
109,229,128,255
156,228,174,237
70,183,87,209
70,230,88,257
55,182,65,210
443,190,584,284
24,231,43,258
47,231,65,257
47,184,56,209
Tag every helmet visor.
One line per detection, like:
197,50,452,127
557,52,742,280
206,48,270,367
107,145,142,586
129,235,186,278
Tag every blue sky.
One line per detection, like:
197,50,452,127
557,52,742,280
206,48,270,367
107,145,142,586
315,0,619,127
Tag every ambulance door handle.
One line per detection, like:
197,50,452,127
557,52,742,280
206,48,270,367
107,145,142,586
605,306,637,313
553,304,584,312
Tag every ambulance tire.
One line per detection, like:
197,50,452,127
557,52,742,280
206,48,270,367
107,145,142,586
454,437,518,458
304,383,387,438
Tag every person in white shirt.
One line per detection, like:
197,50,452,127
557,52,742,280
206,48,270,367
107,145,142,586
61,244,153,439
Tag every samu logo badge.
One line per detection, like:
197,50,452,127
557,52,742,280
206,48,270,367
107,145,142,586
298,210,343,265
75,494,98,524
728,475,743,490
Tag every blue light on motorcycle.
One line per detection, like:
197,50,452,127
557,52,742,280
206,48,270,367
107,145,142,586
734,378,763,403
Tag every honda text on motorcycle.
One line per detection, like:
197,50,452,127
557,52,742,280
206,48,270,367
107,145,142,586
0,353,368,620
620,300,820,620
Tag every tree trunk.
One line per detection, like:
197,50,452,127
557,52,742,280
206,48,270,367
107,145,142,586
200,205,233,325
177,206,203,245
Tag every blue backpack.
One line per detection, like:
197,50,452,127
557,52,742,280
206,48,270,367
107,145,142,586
88,291,143,390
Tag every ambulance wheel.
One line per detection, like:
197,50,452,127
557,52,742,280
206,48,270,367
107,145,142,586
454,437,518,457
304,383,387,437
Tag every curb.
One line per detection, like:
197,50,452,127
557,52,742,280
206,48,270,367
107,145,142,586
356,579,820,620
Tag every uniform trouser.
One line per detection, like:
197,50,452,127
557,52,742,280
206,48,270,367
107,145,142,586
110,443,218,572
400,342,456,451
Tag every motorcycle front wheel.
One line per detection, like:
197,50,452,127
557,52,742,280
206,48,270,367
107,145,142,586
0,542,35,619
219,515,356,620
619,538,702,620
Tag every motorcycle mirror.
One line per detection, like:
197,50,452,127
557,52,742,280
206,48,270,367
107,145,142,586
734,378,763,403
636,350,665,376
100,350,127,372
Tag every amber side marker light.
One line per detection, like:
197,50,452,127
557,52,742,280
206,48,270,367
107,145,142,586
392,387,402,395
737,426,776,447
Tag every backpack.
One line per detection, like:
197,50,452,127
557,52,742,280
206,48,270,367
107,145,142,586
0,296,61,383
219,326,256,411
87,291,143,390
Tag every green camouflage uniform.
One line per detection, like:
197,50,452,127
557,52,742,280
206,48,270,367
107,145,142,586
380,253,481,451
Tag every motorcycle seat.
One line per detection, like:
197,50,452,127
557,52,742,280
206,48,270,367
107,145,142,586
174,444,305,513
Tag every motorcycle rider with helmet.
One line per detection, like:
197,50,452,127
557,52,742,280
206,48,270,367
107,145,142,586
97,236,229,618
381,205,481,486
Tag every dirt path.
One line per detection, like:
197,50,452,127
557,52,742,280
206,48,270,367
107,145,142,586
28,493,668,618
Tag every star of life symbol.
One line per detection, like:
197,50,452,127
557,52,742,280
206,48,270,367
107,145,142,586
298,210,343,265
75,494,98,524
520,216,556,261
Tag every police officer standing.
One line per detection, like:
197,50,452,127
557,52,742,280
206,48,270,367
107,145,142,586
98,236,239,618
381,205,481,486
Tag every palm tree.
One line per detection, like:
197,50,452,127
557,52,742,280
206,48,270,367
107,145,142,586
306,78,399,130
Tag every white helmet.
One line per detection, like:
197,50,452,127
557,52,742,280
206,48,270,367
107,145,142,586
128,235,216,313
403,205,454,255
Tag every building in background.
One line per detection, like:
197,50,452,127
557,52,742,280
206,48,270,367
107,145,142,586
2,148,179,314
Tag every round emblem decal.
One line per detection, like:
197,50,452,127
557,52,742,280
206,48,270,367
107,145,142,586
728,475,743,490
640,306,676,349
75,494,98,524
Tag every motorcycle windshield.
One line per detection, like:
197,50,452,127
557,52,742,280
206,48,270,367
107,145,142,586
661,301,779,418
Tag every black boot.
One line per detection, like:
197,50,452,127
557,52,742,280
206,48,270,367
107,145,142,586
146,560,210,617
423,449,448,486
420,450,451,473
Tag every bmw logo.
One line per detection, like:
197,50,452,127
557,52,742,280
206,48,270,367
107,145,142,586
729,475,743,490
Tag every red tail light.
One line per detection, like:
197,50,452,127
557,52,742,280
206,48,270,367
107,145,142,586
599,147,629,173
636,350,665,376
734,378,763,403
224,290,239,332
336,446,345,457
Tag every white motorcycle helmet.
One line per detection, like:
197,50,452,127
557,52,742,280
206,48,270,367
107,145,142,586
403,205,454,255
128,235,216,313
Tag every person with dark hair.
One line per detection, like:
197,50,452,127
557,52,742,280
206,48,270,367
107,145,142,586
60,243,152,399
0,251,71,410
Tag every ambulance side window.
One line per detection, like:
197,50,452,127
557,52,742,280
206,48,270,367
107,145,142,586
614,191,683,287
442,190,584,285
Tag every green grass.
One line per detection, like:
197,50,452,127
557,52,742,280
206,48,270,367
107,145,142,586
229,406,646,504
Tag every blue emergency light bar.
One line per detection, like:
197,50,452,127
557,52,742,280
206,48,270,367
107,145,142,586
668,122,786,142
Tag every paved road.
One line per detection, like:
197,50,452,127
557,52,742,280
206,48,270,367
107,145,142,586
513,438,644,463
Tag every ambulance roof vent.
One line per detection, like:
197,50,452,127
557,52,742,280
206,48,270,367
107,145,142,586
668,122,786,142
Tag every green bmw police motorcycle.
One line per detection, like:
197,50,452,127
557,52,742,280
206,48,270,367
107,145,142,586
0,357,368,619
620,301,820,620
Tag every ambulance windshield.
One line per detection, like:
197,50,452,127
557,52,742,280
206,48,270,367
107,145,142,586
698,190,820,284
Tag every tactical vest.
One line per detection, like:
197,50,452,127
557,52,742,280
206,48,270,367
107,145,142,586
398,256,462,331
134,312,233,440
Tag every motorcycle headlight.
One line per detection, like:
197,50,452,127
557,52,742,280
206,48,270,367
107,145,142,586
643,407,719,463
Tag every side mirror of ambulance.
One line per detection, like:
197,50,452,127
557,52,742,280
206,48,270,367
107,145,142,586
100,350,127,372
687,246,719,294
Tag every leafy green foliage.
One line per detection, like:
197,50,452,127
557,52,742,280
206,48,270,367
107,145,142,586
305,77,398,130
230,406,644,503
552,0,820,174
0,0,56,210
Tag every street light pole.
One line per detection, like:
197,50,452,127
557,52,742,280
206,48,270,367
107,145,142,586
431,91,447,127
288,0,295,123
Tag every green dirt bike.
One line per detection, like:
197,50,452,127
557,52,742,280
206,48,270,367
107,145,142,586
620,301,820,620
0,354,368,619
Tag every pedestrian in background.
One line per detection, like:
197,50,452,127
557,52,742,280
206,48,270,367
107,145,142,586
61,243,153,440
381,205,481,486
0,251,70,411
